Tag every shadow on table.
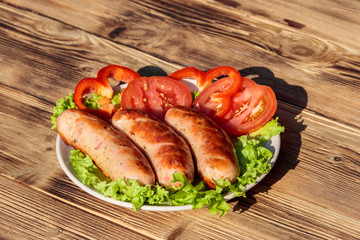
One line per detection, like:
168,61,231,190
137,65,308,213
230,66,308,213
137,66,168,77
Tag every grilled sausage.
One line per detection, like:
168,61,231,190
56,109,155,186
111,109,194,187
164,106,239,189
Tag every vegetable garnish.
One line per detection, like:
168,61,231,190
51,93,77,129
73,65,140,122
50,92,120,129
66,117,283,216
168,66,208,91
120,76,192,120
83,93,106,109
97,65,141,84
191,91,201,101
51,65,285,216
170,66,277,136
232,118,284,193
194,77,277,136
110,91,122,108
73,77,115,121
203,66,242,99
168,66,241,94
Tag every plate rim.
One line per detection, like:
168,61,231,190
56,134,280,211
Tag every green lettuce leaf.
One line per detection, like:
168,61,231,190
67,118,283,216
191,91,200,101
111,91,121,108
56,93,284,216
50,93,77,129
84,91,122,109
70,149,106,186
69,149,169,211
51,92,122,129
249,117,285,142
83,93,103,109
69,150,231,216
230,118,285,197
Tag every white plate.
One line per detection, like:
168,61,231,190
56,134,280,211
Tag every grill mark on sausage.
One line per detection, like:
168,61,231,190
156,144,192,170
131,119,181,144
57,109,155,185
112,109,194,186
165,106,239,189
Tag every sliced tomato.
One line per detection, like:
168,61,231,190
121,76,192,120
194,77,277,136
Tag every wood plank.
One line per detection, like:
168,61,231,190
3,0,360,128
1,1,360,239
0,175,153,240
4,171,359,240
234,0,360,51
0,2,182,104
263,102,360,220
1,82,359,239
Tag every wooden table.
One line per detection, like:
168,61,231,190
1,1,359,239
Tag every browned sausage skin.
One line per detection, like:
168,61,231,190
164,106,239,189
56,109,155,186
112,109,194,187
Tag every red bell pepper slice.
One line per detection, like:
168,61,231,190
192,66,242,120
97,65,141,85
73,77,115,121
73,65,140,121
168,67,210,91
204,66,242,99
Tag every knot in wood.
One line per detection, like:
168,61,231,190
276,31,336,63
109,27,127,39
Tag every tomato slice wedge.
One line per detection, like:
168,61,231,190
194,77,277,136
121,76,192,120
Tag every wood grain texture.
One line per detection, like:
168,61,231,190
4,0,360,128
0,0,360,239
0,175,154,240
